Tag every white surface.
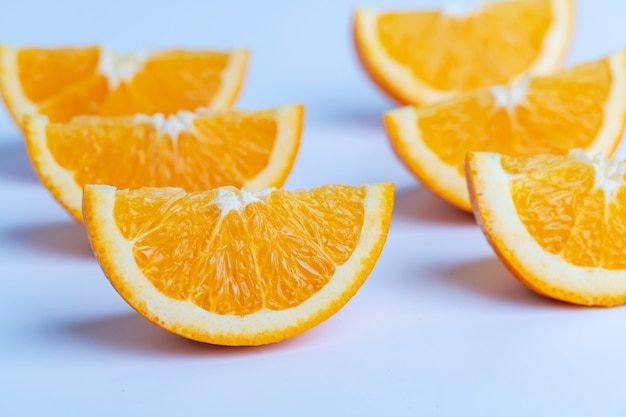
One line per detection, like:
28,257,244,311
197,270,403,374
2,1,626,416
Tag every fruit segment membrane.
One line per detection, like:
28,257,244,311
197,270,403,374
112,186,366,315
502,151,626,268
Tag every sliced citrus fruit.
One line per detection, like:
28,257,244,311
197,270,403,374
384,50,626,212
24,104,303,223
83,182,394,345
354,0,574,105
467,150,626,307
0,45,248,127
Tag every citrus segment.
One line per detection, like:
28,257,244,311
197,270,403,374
0,46,248,127
83,183,394,345
385,51,626,212
24,105,303,223
354,0,574,104
467,150,626,306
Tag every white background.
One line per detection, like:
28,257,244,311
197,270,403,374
2,1,626,415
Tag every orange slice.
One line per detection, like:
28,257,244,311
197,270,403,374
83,182,394,345
354,0,574,105
0,45,248,127
384,51,626,212
467,150,626,307
24,105,303,223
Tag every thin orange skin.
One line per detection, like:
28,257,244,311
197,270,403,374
352,10,420,106
383,111,473,212
83,184,395,346
465,153,626,307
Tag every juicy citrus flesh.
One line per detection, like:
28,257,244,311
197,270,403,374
24,105,303,223
354,0,573,104
385,51,626,212
467,150,626,306
83,183,394,345
379,1,551,90
0,46,248,127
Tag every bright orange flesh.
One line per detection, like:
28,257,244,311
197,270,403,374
501,154,626,269
17,47,100,103
384,51,626,212
1,46,247,127
420,59,612,175
467,151,626,306
24,105,303,223
117,185,365,314
84,183,394,345
378,1,551,91
23,49,229,119
354,0,574,105
46,112,275,189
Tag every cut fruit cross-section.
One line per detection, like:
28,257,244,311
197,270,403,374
385,50,626,212
24,105,303,223
83,183,395,346
0,45,248,127
467,150,626,307
354,0,574,105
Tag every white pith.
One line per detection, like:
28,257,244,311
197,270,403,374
98,48,148,90
134,111,197,140
215,187,274,218
570,149,626,199
491,78,530,107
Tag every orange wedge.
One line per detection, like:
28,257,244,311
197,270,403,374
467,150,626,307
83,182,394,345
354,0,574,105
385,51,626,212
24,105,303,223
0,45,248,127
